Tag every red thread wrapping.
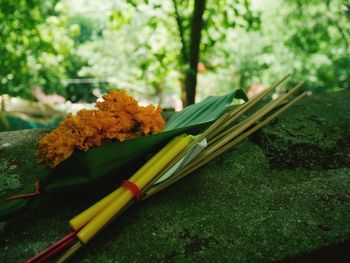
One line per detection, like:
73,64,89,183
121,180,142,201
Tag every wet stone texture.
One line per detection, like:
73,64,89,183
0,90,349,263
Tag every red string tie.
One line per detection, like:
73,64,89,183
121,180,141,201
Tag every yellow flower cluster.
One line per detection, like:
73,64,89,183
37,90,165,167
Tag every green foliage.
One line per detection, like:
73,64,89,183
199,0,350,95
72,0,259,101
282,0,350,92
200,0,261,66
75,1,181,100
165,89,246,130
0,0,87,99
1,0,348,102
67,14,103,44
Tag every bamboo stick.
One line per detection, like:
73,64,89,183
56,242,82,263
206,74,290,140
73,135,191,244
207,95,290,146
143,76,294,195
178,92,307,176
178,82,303,176
207,116,250,146
69,134,186,231
139,111,233,198
144,92,306,198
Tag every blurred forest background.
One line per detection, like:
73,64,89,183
0,0,349,110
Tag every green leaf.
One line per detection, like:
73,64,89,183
0,90,247,221
165,91,237,131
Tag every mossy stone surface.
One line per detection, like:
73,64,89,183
0,90,349,262
255,89,350,170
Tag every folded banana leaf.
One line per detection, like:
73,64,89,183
0,90,247,221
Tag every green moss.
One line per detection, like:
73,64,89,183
0,129,50,194
0,160,21,197
254,89,350,169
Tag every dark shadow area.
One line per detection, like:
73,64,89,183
277,239,350,263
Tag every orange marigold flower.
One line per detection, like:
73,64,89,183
37,90,165,168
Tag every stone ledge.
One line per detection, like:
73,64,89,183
0,90,349,262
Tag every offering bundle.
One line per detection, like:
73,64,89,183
0,75,306,262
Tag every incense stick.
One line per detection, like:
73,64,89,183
144,92,306,197
207,81,303,146
180,92,307,176
206,74,290,140
174,82,303,178
56,241,82,263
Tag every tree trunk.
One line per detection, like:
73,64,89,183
172,0,188,106
184,0,206,106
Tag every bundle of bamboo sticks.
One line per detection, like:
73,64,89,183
144,75,306,198
26,75,306,262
